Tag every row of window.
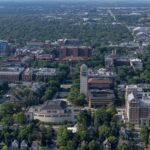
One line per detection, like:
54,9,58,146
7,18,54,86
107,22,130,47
34,114,71,118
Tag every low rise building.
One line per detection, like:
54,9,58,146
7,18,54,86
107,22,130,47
105,55,143,70
27,100,81,123
26,41,44,50
130,58,143,70
22,68,33,81
11,140,19,150
23,68,58,81
0,67,24,82
58,38,80,47
35,54,53,60
20,140,28,149
34,68,57,80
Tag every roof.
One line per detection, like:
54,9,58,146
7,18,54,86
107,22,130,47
88,78,113,84
0,67,24,75
62,56,85,61
88,68,115,77
41,100,67,110
128,93,135,102
27,41,44,46
60,46,90,50
35,54,53,60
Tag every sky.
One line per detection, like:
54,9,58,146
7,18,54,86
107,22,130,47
0,0,149,1
0,0,149,2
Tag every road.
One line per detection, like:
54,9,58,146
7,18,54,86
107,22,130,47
108,9,117,22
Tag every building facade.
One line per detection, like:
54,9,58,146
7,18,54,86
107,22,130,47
0,40,8,56
80,64,88,97
80,64,115,108
0,67,24,82
27,100,81,123
59,46,91,62
125,84,150,126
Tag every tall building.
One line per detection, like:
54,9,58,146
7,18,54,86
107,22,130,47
80,64,88,97
125,84,150,126
80,65,115,108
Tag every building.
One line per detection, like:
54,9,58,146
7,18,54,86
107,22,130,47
0,67,24,82
89,89,115,108
114,57,130,67
26,41,44,50
132,27,150,44
31,140,41,150
23,68,57,81
105,55,143,70
130,58,143,70
11,140,19,150
133,27,146,35
125,84,150,126
22,82,46,93
27,100,81,123
59,46,91,63
88,78,114,90
22,68,33,81
58,38,80,47
0,40,8,56
35,54,53,60
20,140,28,149
80,64,115,108
34,68,57,80
102,139,111,150
80,64,88,96
105,55,114,69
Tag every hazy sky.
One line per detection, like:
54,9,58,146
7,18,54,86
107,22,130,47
0,0,148,1
0,0,149,2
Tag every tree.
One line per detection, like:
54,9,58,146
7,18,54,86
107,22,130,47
57,126,73,147
46,126,53,141
2,145,8,150
59,146,68,150
67,140,76,150
98,125,111,142
13,112,25,124
106,103,117,117
117,143,129,150
0,103,15,115
108,136,117,147
18,126,29,140
68,87,86,106
140,125,149,148
42,88,54,101
39,147,48,150
77,110,91,129
88,140,99,150
117,141,135,150
78,130,89,141
93,108,111,131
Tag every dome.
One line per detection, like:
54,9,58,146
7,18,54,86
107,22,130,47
133,27,145,34
81,64,87,70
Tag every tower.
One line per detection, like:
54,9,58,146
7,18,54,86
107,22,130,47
80,64,88,97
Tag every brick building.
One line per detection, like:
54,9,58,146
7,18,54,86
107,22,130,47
80,64,115,108
59,46,91,62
